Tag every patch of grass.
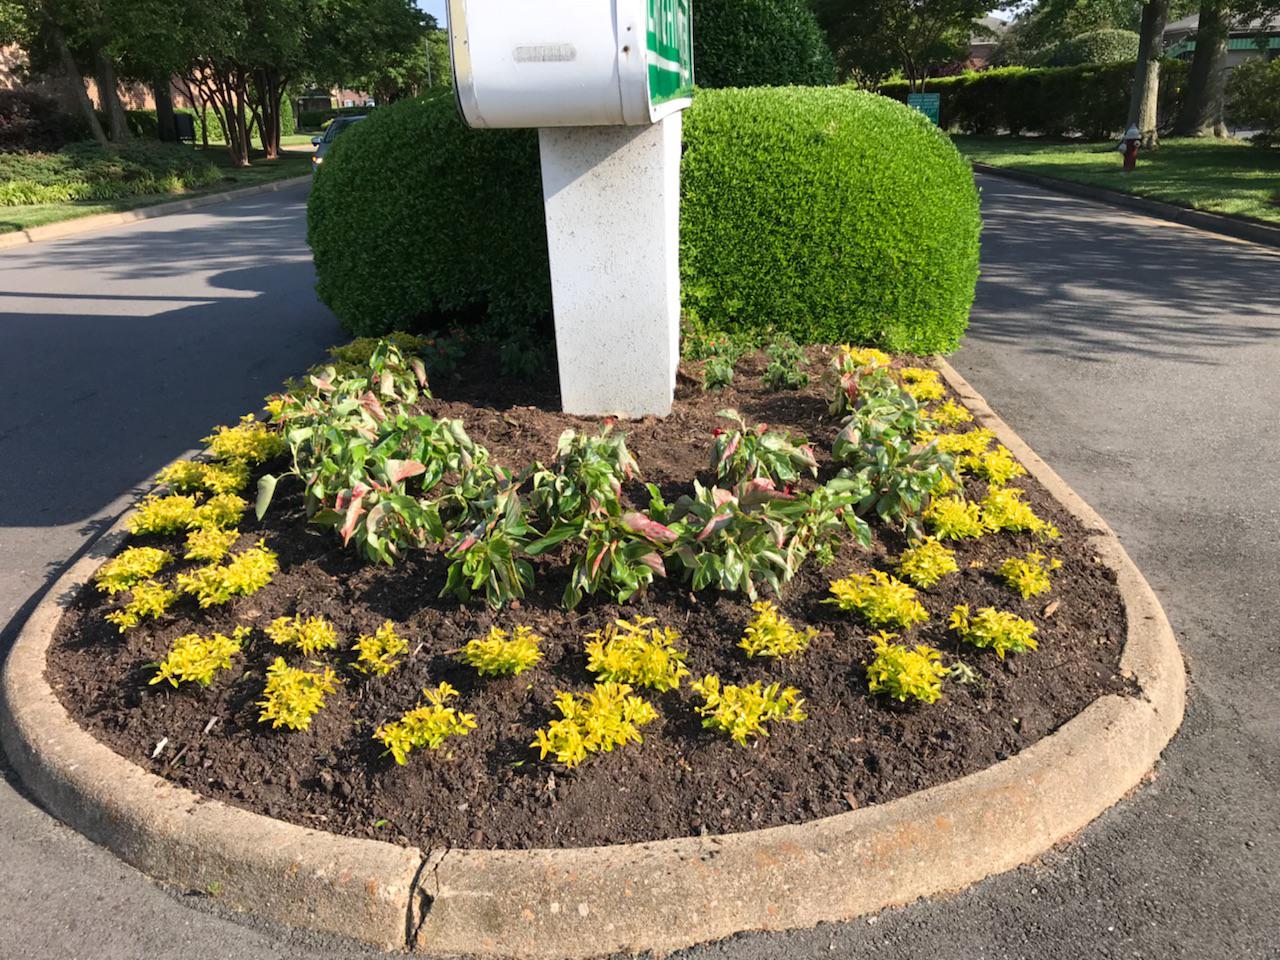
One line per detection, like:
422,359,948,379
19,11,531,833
955,135,1280,226
0,146,313,235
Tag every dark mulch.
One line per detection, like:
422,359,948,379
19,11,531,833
46,347,1130,851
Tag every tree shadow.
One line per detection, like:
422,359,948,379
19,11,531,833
969,174,1280,363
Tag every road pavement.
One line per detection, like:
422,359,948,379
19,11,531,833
3,175,1279,959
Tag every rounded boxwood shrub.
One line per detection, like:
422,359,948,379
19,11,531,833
308,93,549,338
308,88,980,354
681,87,978,352
693,0,835,88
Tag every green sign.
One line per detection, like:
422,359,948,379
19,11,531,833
907,92,941,125
647,0,694,109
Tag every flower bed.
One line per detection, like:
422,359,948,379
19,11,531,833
48,341,1129,850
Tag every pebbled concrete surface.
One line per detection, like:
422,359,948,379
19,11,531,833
1,175,1277,959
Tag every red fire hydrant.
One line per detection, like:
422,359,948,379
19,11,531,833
1119,125,1140,173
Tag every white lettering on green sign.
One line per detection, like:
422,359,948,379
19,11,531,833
647,0,693,108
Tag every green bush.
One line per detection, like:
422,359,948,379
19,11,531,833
0,141,223,205
681,87,978,352
308,93,549,338
298,108,328,130
880,60,1188,139
1227,58,1280,148
1043,29,1140,67
0,90,84,152
308,88,979,354
279,97,296,137
693,0,835,88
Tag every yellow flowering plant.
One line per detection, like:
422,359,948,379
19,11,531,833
128,494,199,535
204,415,285,465
960,445,1027,486
826,570,929,629
932,428,995,457
899,367,945,403
257,657,338,731
184,527,239,562
353,621,409,676
865,631,947,704
459,625,543,677
924,495,987,540
265,614,339,655
895,538,959,588
94,546,172,595
531,682,657,768
192,493,247,530
150,626,250,688
104,579,178,632
156,459,250,496
981,487,1060,538
929,399,973,427
177,540,278,607
584,616,689,692
691,675,806,745
949,604,1038,659
738,600,817,658
375,683,476,764
998,552,1062,599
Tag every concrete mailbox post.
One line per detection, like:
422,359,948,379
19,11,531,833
446,0,694,417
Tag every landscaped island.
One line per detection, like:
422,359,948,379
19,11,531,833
48,338,1129,850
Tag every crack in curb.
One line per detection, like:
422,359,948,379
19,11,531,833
405,847,450,951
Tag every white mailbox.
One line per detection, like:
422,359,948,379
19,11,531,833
446,0,695,418
447,0,693,128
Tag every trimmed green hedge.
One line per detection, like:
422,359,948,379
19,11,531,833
0,141,223,205
308,93,549,338
880,60,1188,139
681,88,978,352
308,88,980,354
693,0,835,88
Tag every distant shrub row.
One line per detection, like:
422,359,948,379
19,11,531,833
879,60,1189,139
308,87,981,355
0,141,222,205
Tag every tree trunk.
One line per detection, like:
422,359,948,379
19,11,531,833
253,69,285,159
1128,0,1170,147
1173,1,1230,137
93,50,131,143
51,25,108,146
153,79,177,142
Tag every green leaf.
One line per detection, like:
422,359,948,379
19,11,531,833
255,474,279,520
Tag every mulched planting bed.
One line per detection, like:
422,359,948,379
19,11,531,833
47,346,1130,850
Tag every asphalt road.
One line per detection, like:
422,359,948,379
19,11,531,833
2,175,1279,959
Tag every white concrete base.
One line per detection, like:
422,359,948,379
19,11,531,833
538,115,682,418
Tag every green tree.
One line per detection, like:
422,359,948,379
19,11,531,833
816,0,991,89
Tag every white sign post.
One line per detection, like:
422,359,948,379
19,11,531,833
446,0,694,418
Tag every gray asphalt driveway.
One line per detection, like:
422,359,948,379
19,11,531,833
3,175,1279,959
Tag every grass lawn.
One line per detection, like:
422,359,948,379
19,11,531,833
0,146,314,235
955,135,1280,226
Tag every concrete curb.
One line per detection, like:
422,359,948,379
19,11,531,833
972,161,1280,251
0,372,1186,958
0,175,312,250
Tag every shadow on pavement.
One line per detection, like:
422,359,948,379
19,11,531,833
972,177,1280,363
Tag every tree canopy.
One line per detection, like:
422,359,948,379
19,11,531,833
815,0,991,88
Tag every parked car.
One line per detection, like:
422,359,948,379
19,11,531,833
311,116,366,172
